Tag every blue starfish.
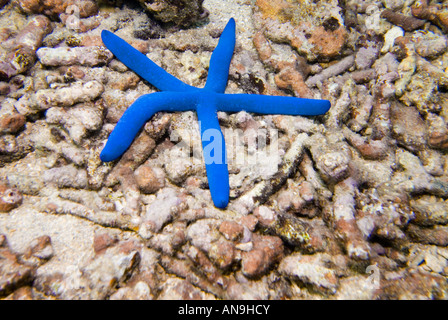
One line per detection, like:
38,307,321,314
100,18,330,209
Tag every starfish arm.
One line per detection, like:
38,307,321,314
101,30,198,92
216,94,331,116
100,92,197,162
203,18,236,93
196,99,230,208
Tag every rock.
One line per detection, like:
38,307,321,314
207,240,237,271
160,253,226,297
414,31,447,59
0,15,52,80
381,26,404,54
408,245,448,275
107,71,140,91
219,220,244,242
380,9,425,32
307,133,351,184
253,206,277,228
390,103,427,152
395,53,417,98
411,0,448,31
0,99,26,135
35,238,148,300
118,132,156,169
109,281,153,300
239,215,258,232
43,164,88,189
343,127,389,160
148,221,186,255
426,113,448,150
276,179,317,216
378,269,448,299
407,224,448,246
22,235,54,266
351,69,377,84
93,232,118,255
411,196,448,226
0,134,30,166
15,81,104,116
383,0,405,11
142,188,183,233
4,286,34,300
16,0,98,19
61,0,99,19
134,166,165,194
0,114,25,135
399,71,439,115
274,62,313,98
45,102,104,144
332,178,371,260
186,219,221,253
306,55,355,87
334,275,379,300
80,241,141,299
254,0,348,62
355,45,380,70
0,82,10,95
133,15,165,40
144,113,171,141
158,277,215,300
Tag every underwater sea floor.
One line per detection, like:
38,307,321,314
1,0,448,299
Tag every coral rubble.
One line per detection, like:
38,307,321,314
1,0,448,301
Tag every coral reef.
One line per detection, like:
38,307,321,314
0,15,52,80
136,0,208,27
15,0,98,19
